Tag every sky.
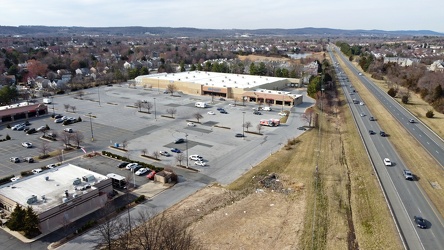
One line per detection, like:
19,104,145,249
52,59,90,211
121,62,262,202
0,0,442,33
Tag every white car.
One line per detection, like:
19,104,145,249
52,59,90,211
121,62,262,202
36,126,47,132
125,163,138,170
359,102,364,106
135,168,149,176
278,112,286,116
189,155,203,161
187,122,196,127
383,158,392,166
22,142,33,148
11,176,21,182
159,151,171,157
64,128,73,133
194,161,206,166
207,111,215,115
46,163,57,168
32,168,43,174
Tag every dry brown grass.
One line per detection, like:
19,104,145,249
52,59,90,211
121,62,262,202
336,53,444,218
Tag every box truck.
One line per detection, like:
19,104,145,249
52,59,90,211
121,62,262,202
195,102,208,108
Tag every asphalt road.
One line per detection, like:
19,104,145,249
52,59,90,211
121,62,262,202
330,46,444,250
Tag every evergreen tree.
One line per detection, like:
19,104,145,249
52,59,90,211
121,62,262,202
7,204,26,231
23,206,40,235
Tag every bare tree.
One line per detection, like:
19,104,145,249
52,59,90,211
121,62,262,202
39,142,51,158
141,148,147,156
60,132,71,149
302,108,315,127
152,151,160,159
122,139,129,150
175,153,186,166
56,149,63,163
244,121,252,131
70,106,76,113
142,101,153,113
128,211,203,250
63,104,70,111
166,108,177,118
257,124,263,134
135,100,143,111
72,131,84,148
193,112,203,123
93,204,128,250
166,83,177,96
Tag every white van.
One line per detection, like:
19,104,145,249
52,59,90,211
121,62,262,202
43,98,52,104
263,107,272,111
195,102,208,108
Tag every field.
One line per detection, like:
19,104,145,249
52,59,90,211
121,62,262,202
162,63,402,249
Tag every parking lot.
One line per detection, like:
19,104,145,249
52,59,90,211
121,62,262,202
0,84,312,185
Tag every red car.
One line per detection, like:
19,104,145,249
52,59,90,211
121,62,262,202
146,170,156,180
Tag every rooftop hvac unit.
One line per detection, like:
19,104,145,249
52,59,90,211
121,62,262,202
73,178,81,185
26,195,38,204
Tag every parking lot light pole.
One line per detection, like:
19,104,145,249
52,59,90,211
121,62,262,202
154,98,157,120
185,133,189,168
98,85,101,106
88,112,94,141
242,112,245,139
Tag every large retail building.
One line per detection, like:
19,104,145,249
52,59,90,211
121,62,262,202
0,164,113,235
136,71,303,106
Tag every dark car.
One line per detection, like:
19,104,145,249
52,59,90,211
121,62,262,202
414,216,427,229
117,162,129,168
369,130,375,135
24,120,31,126
253,111,262,115
219,98,226,101
380,131,386,137
26,128,37,135
23,157,34,163
297,127,307,131
369,116,375,121
217,107,224,111
171,148,181,153
174,138,185,144
54,114,63,119
220,110,228,114
235,133,244,138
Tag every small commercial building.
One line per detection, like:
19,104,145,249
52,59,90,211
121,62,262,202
0,164,113,235
135,71,303,106
0,102,48,123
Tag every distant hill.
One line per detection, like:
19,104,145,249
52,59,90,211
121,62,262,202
0,26,442,37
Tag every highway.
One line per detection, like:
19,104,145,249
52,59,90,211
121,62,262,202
329,46,444,250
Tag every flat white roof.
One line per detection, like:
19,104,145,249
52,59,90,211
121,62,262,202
136,71,290,89
0,164,108,214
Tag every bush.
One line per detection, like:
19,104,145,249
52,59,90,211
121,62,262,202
77,116,82,122
387,88,397,97
7,124,11,129
135,195,146,204
426,110,435,118
401,95,409,104
0,175,15,185
6,134,11,140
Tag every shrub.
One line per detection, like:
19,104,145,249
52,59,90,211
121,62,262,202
6,134,11,140
7,124,11,129
401,95,409,104
0,175,15,185
77,116,82,122
387,88,397,97
135,195,146,204
426,110,435,118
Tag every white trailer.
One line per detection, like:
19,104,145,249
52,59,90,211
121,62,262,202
195,102,208,108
